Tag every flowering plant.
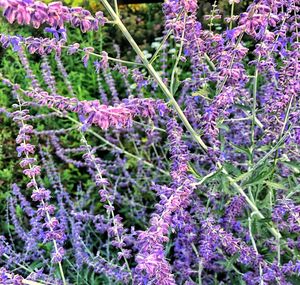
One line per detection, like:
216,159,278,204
0,0,299,284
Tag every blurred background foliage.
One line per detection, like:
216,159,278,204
37,0,253,48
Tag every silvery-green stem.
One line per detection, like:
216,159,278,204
149,10,184,65
250,55,261,149
59,112,169,176
61,45,143,66
229,2,235,30
170,12,187,94
248,215,264,285
191,243,203,285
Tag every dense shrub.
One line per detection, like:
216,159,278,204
0,0,299,284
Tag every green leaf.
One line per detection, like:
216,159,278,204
224,163,242,177
241,165,274,187
171,74,181,95
234,103,252,112
217,122,230,132
191,84,212,100
280,161,300,173
265,181,288,191
229,143,252,158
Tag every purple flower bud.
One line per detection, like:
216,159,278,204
31,188,51,201
94,51,109,72
82,47,94,68
95,11,107,26
44,217,60,229
16,142,35,157
23,165,41,178
51,247,65,263
26,179,37,189
37,203,55,217
67,42,80,54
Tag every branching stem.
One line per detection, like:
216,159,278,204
99,0,209,152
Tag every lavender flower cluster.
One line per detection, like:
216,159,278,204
0,0,107,32
0,0,299,284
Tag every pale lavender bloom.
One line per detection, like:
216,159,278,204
31,188,51,202
94,51,109,72
12,184,35,217
131,69,148,89
44,27,66,41
41,55,57,95
0,267,23,285
51,247,65,263
9,197,28,240
15,133,31,143
23,165,41,178
67,42,80,55
95,11,107,26
1,0,105,32
273,199,300,233
82,47,94,68
16,142,35,157
37,203,56,217
55,54,74,96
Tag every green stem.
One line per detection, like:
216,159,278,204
92,52,141,66
61,45,143,66
231,127,292,184
62,113,169,176
229,2,235,30
209,1,218,31
149,10,184,65
170,12,187,94
191,243,203,285
273,95,294,166
248,215,264,285
114,0,119,17
3,273,55,285
250,55,261,149
204,53,216,71
277,237,281,266
149,29,172,65
133,120,166,133
192,170,219,186
3,253,34,273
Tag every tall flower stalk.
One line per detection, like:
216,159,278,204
11,86,67,285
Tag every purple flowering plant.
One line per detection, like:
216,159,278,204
0,0,299,284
